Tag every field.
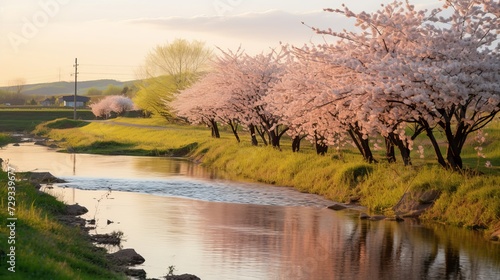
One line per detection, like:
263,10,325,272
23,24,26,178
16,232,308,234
0,109,95,132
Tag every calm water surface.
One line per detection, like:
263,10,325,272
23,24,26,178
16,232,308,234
2,143,500,279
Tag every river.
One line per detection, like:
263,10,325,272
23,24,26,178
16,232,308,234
1,143,500,279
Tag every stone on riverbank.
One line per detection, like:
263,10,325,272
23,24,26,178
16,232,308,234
385,215,404,222
369,215,386,221
490,229,500,242
327,203,347,211
91,232,122,245
108,248,145,266
19,171,67,184
125,268,147,279
166,274,201,280
348,196,361,204
57,215,87,228
359,212,370,220
393,190,441,217
65,204,88,216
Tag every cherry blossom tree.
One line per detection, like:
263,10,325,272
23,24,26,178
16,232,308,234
175,47,292,147
268,44,380,161
304,0,499,169
212,48,291,147
266,55,345,155
90,97,113,119
110,95,135,115
90,95,135,119
173,73,226,138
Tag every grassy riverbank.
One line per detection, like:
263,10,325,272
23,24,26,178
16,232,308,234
0,170,125,279
0,133,13,147
35,117,500,237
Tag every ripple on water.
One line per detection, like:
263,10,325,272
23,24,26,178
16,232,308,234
58,176,334,208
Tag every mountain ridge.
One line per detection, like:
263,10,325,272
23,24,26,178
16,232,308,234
0,79,137,96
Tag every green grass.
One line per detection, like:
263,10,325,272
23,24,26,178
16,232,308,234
35,118,210,156
36,117,500,237
45,119,90,129
0,109,94,132
0,133,13,146
0,170,125,279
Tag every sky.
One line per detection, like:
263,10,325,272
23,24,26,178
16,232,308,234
0,0,439,87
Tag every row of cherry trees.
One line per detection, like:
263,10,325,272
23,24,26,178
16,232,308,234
173,0,499,170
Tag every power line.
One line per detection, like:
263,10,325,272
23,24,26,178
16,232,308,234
79,64,138,68
79,72,136,76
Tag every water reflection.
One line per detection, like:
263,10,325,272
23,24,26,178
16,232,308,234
46,186,500,280
0,143,218,180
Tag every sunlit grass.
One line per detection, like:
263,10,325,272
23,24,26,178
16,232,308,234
107,116,169,126
36,118,213,155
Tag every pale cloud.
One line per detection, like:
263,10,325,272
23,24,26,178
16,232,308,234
126,10,342,47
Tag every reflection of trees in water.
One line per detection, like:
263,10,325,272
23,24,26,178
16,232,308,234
445,242,462,279
195,204,499,279
347,219,494,279
131,157,219,179
124,192,500,279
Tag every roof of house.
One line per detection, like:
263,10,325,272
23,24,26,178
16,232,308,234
61,95,90,102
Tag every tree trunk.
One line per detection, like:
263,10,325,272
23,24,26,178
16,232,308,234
442,120,466,170
396,141,412,166
385,137,396,163
210,119,220,138
347,125,376,163
228,120,240,143
255,126,268,146
269,130,279,148
387,132,412,166
248,124,258,146
316,143,328,155
292,136,301,152
425,127,447,168
314,134,328,155
267,126,289,149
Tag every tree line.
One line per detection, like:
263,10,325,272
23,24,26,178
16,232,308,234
171,0,499,171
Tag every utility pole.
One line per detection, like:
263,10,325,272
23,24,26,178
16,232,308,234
73,58,78,120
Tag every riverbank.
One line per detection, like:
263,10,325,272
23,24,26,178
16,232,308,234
33,117,500,239
0,168,126,279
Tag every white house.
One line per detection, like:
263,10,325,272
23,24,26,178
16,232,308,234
61,95,90,107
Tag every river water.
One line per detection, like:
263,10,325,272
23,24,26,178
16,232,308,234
1,143,500,279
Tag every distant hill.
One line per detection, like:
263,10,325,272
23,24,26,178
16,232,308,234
0,79,137,96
